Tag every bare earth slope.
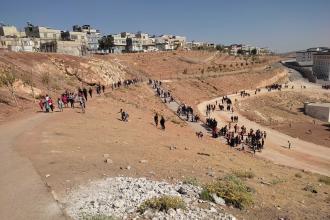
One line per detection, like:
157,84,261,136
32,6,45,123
0,52,329,220
11,84,330,220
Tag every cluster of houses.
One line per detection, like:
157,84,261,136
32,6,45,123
223,44,270,56
0,23,101,56
296,47,330,81
100,32,186,53
0,22,271,57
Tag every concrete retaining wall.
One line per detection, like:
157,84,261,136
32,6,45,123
305,104,330,122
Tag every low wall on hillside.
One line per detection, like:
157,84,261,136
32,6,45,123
304,103,330,122
282,62,316,83
256,68,288,88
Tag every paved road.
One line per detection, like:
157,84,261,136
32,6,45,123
0,114,67,220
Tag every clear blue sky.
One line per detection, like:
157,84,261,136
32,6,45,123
1,0,330,52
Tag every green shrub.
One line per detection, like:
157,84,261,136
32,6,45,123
200,189,213,201
201,175,253,209
318,176,330,185
232,170,255,179
138,195,186,213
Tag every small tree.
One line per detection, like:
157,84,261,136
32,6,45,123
0,66,19,106
251,48,257,55
22,70,36,102
41,72,50,91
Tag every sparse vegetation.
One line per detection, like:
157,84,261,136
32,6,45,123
201,174,253,209
303,184,318,193
41,72,51,91
82,215,117,220
0,65,19,106
138,195,186,213
318,176,330,185
182,177,199,186
232,170,255,179
271,178,286,185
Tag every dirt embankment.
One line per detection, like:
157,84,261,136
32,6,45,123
99,50,279,80
0,51,130,123
14,84,330,220
163,66,287,107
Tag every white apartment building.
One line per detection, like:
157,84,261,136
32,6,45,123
296,47,329,66
313,52,330,81
73,25,101,52
25,24,61,42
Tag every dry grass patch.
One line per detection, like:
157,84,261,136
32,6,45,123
201,175,253,209
138,195,186,213
182,177,199,186
318,176,330,185
232,170,255,179
82,215,117,220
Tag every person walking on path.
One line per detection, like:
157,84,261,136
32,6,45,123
154,113,159,127
160,116,165,130
88,87,93,98
288,140,291,149
57,98,64,112
79,94,86,113
83,87,88,101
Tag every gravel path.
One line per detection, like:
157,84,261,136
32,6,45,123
65,177,236,220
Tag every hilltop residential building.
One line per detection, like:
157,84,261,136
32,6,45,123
40,40,87,56
0,25,25,37
25,23,61,42
153,35,186,51
126,37,143,52
61,31,87,43
125,32,158,52
72,25,101,52
313,52,330,81
108,33,127,53
0,36,34,52
155,36,174,51
24,23,61,52
229,44,242,55
296,47,329,66
0,24,34,52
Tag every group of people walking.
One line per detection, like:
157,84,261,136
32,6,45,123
154,113,166,130
112,78,142,90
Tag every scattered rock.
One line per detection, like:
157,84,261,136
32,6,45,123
103,154,110,158
185,147,189,150
65,177,235,220
169,145,177,150
211,193,226,206
126,166,131,170
197,152,210,156
260,181,271,186
139,160,148,163
45,174,51,178
105,158,113,164
207,171,215,177
177,187,187,195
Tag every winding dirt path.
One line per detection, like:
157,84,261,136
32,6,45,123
197,69,330,176
0,113,66,220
